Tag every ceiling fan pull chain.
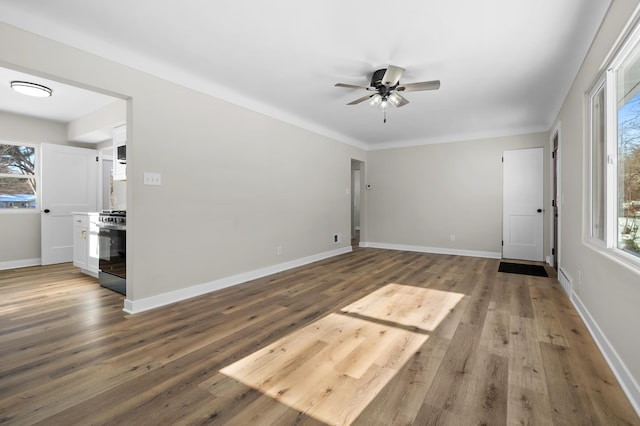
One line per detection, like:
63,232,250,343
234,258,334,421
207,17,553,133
383,108,387,123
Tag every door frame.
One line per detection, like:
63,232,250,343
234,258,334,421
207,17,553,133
550,123,561,269
350,159,365,247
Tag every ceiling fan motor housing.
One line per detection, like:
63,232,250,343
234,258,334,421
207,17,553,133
371,68,396,89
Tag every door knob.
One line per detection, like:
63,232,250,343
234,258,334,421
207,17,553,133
537,208,543,213
43,209,50,213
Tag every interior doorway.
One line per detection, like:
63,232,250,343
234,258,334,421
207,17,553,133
351,159,365,249
0,64,127,268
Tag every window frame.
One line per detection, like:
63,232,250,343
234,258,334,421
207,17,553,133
589,75,607,247
588,21,640,267
0,140,40,214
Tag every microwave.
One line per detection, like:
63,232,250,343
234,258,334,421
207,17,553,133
117,145,126,164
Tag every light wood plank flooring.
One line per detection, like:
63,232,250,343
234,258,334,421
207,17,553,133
0,250,638,425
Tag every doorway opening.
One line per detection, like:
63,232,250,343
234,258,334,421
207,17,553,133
351,159,365,250
0,65,127,266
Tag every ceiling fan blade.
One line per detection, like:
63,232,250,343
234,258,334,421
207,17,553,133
389,92,410,107
397,80,441,92
381,65,405,87
335,83,370,90
347,94,373,105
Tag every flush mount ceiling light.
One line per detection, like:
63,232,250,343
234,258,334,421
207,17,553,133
10,81,53,97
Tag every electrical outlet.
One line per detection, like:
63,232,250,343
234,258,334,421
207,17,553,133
333,233,342,244
277,246,282,256
450,235,455,241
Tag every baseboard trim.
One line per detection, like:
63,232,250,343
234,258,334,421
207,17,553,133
123,246,353,314
572,292,640,417
0,258,41,271
360,241,501,259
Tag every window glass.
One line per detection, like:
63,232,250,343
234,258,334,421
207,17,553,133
592,84,606,241
616,43,640,256
0,144,35,175
0,143,37,209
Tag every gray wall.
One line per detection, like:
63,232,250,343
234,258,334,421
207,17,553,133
551,0,640,394
365,132,549,256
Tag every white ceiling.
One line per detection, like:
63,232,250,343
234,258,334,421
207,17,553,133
0,0,612,149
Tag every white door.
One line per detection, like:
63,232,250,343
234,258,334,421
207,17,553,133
41,143,98,265
503,147,544,261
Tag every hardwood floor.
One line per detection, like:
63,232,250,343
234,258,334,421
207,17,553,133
0,250,638,425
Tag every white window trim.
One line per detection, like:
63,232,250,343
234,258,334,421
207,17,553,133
588,74,607,248
0,140,40,214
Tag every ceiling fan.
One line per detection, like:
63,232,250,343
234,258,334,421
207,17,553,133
335,65,440,122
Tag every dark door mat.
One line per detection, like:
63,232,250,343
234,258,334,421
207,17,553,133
498,261,548,277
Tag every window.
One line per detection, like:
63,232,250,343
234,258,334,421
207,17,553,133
0,142,38,210
616,41,640,257
590,23,640,262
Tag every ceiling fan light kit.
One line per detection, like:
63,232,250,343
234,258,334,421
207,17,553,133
10,80,53,97
335,65,440,122
388,92,403,107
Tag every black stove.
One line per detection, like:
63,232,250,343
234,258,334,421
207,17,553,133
98,210,126,295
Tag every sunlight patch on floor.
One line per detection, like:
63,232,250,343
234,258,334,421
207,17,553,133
220,284,464,424
341,283,464,332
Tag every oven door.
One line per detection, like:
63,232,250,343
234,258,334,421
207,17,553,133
98,224,126,294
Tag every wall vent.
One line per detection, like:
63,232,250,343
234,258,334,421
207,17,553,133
558,267,572,299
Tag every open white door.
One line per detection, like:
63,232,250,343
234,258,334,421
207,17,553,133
41,143,98,265
503,148,544,261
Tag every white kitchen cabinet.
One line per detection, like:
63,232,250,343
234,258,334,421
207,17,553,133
113,125,126,181
72,213,100,277
73,215,88,270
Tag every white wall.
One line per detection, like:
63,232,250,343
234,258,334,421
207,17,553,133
0,111,68,267
365,132,549,257
0,23,365,303
129,87,363,299
67,99,126,142
0,110,67,144
551,0,640,407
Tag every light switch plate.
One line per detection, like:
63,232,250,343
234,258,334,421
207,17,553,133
144,172,161,186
